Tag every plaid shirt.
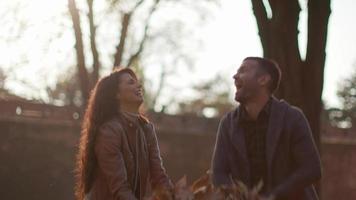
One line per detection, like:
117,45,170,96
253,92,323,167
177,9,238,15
239,99,271,190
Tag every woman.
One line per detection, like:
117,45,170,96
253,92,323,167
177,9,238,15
75,68,173,200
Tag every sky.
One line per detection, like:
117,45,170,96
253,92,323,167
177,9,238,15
193,0,356,108
0,0,355,109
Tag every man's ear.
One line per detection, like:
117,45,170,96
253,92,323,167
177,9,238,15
258,74,271,86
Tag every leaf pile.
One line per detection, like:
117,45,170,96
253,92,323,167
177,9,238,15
146,172,273,200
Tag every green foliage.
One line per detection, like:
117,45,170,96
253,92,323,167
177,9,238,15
0,68,6,89
177,74,234,118
327,65,356,129
46,68,82,107
0,68,16,100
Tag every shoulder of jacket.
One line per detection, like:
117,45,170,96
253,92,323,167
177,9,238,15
277,99,305,121
225,105,239,118
225,106,239,120
99,117,125,136
219,107,238,128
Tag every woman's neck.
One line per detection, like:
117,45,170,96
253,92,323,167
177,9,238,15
120,103,139,114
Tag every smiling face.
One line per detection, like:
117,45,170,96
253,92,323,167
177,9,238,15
116,72,143,110
233,59,268,104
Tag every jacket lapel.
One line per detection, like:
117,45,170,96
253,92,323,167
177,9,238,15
266,97,288,171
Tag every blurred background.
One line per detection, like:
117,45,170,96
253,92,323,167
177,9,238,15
0,0,355,199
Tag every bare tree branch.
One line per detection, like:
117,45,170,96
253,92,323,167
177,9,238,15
151,65,166,108
305,0,331,72
112,0,146,69
87,0,101,85
113,13,131,68
127,0,161,67
251,0,270,52
133,0,145,11
68,0,90,106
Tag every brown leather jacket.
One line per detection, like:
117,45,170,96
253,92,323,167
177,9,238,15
89,115,172,200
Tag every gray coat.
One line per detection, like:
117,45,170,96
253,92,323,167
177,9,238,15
211,97,321,200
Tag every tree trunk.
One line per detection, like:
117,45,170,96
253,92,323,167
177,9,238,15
251,0,331,196
304,0,331,149
68,0,90,107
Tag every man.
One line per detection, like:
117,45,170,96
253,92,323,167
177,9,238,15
211,57,321,200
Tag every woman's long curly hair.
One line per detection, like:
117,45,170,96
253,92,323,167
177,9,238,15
75,68,137,200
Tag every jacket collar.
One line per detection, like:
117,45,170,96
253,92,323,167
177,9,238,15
120,112,150,128
238,97,272,124
231,96,288,169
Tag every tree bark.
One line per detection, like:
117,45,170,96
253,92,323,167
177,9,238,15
112,0,144,68
304,0,331,148
127,0,161,67
113,13,131,68
68,0,90,106
113,0,160,69
87,0,101,86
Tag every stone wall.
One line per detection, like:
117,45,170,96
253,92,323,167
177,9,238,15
0,100,355,200
0,118,79,200
321,142,356,200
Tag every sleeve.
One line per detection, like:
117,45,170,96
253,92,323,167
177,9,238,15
211,115,232,186
269,109,322,198
94,123,137,200
146,123,173,190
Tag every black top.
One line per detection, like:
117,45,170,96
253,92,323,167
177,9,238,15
239,99,271,191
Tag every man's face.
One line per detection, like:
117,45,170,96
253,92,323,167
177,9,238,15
233,60,262,103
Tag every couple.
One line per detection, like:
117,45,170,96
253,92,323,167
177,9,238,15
75,57,322,200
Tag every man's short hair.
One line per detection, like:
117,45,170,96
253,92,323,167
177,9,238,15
244,57,282,94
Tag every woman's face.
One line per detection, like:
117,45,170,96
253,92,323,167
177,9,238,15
116,72,143,108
